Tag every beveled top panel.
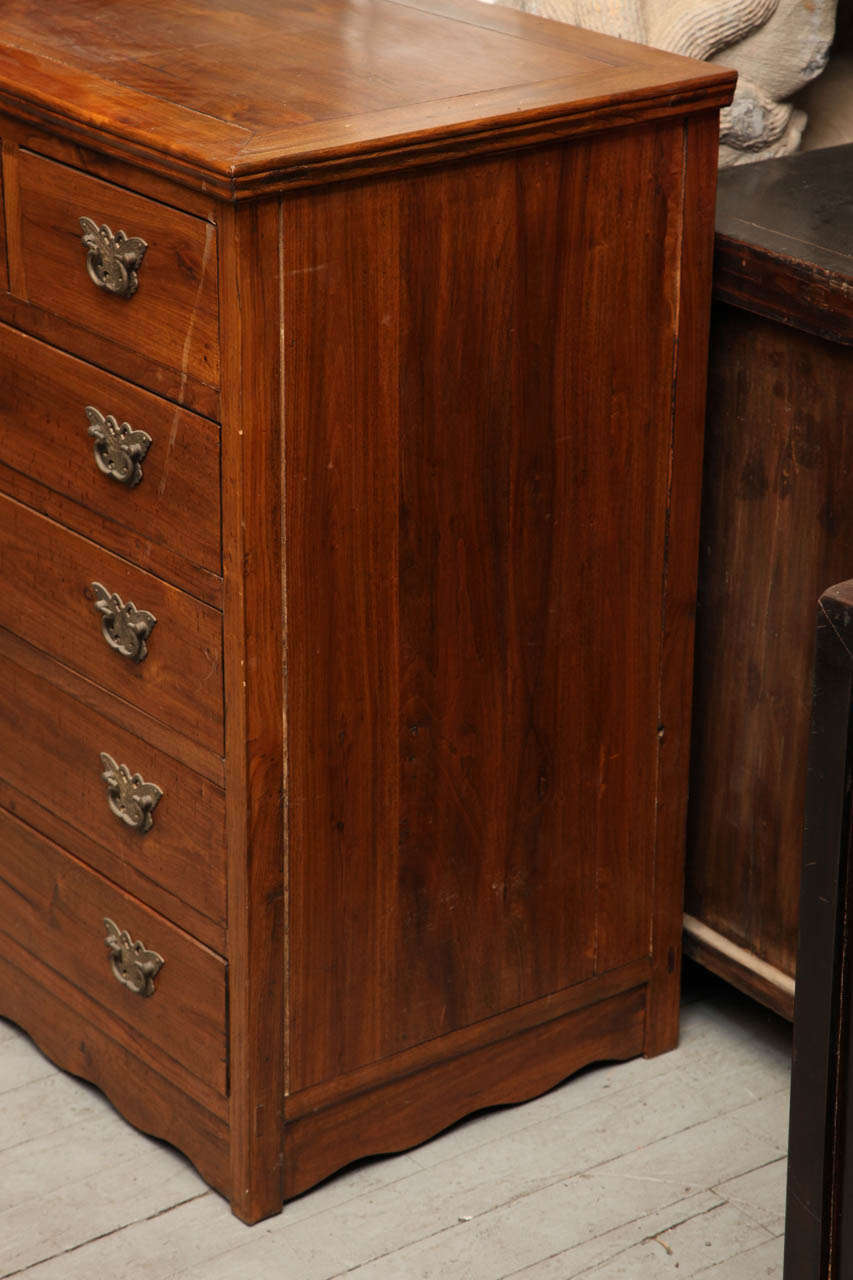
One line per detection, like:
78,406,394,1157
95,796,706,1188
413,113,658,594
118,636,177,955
0,0,735,196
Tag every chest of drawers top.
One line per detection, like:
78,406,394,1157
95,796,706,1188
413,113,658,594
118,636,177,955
0,0,732,199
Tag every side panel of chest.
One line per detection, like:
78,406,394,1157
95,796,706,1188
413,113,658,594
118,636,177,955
282,123,687,1094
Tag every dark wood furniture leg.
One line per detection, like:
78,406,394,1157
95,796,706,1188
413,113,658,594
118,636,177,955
786,582,853,1278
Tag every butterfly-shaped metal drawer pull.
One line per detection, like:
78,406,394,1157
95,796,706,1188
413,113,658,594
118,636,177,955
79,217,148,298
90,582,156,663
100,753,163,833
86,405,152,488
103,918,164,997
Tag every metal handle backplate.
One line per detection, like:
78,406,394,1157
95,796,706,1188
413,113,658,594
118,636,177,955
100,752,162,833
79,217,148,298
87,405,152,488
104,918,163,996
90,582,156,663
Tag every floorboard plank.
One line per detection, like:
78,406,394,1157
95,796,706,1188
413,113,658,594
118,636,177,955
713,1159,788,1236
0,1110,207,1274
2,980,792,1280
575,1201,773,1278
0,1032,56,1095
503,1191,726,1279
692,1234,784,1277
0,1071,115,1154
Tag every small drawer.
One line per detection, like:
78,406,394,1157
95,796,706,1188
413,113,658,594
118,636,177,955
0,324,221,585
0,651,226,939
7,149,219,391
0,805,227,1097
0,492,223,754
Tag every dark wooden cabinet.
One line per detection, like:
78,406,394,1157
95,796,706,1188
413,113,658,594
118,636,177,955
0,0,733,1221
685,145,853,1020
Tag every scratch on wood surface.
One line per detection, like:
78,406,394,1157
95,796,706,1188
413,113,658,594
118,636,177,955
176,220,216,405
157,403,183,499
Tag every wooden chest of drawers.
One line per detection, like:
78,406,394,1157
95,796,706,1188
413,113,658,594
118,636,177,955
0,0,734,1222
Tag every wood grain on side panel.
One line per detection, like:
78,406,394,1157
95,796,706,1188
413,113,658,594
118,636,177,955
0,137,7,291
285,955,652,1121
283,985,646,1199
284,122,685,1096
645,111,720,1057
219,199,286,1224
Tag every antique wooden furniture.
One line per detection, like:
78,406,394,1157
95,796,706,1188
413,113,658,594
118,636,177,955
0,0,734,1222
685,144,853,1020
785,581,853,1279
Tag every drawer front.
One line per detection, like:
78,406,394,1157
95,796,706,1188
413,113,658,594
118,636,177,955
0,651,226,935
0,324,221,581
9,150,219,390
0,805,227,1097
0,493,223,754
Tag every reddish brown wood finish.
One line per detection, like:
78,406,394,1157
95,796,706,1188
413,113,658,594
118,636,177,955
0,624,225,786
0,652,226,941
285,956,651,1121
0,0,733,1226
219,200,285,1222
0,143,7,292
0,108,222,220
0,493,223,753
0,290,221,420
0,0,734,197
0,323,221,587
0,919,230,1198
644,110,720,1056
283,125,687,1094
0,806,228,1097
6,149,219,390
284,985,647,1199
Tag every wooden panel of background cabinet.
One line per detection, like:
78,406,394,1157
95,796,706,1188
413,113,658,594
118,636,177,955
685,145,853,1019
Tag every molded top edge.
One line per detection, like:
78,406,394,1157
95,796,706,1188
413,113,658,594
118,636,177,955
0,0,736,195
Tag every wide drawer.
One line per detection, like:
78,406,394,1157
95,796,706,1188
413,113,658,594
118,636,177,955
0,805,227,1097
7,150,219,391
0,651,226,941
0,492,223,754
0,324,221,585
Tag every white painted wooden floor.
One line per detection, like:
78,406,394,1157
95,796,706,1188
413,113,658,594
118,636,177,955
0,970,791,1280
